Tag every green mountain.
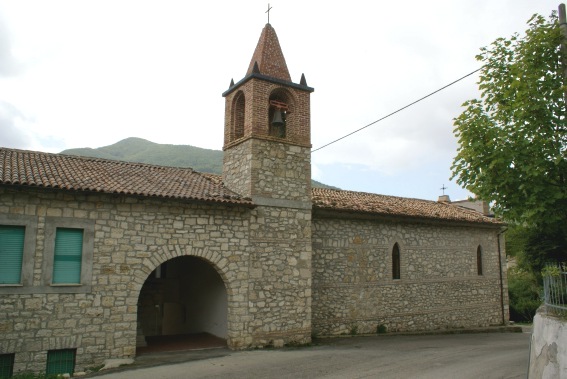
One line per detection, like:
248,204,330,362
61,137,336,189
61,137,223,174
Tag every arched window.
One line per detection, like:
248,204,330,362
232,91,245,140
392,243,401,280
477,245,483,275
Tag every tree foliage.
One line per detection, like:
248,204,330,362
451,13,567,228
507,222,567,280
507,267,541,322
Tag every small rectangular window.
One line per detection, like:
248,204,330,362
53,228,84,284
46,349,76,376
0,353,15,379
0,225,25,284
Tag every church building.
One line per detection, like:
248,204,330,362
0,23,508,375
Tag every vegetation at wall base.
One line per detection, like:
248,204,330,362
507,267,541,323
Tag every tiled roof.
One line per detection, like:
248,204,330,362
0,148,252,206
312,188,502,226
0,148,502,225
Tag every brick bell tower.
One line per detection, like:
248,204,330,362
222,23,314,206
222,23,314,347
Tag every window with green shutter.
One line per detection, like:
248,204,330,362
0,225,25,284
53,228,83,284
0,353,15,379
46,349,76,376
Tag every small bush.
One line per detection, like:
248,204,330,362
508,267,541,322
349,325,358,335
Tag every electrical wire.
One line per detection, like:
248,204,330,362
311,67,483,153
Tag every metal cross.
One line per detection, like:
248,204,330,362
440,184,447,195
266,3,272,23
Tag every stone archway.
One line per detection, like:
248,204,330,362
136,256,228,353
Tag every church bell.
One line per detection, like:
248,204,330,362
271,110,285,127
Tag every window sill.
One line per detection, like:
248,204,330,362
0,283,23,287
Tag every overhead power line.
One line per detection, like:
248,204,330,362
311,67,483,153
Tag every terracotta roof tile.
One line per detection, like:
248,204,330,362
312,188,502,226
0,148,252,206
0,148,502,225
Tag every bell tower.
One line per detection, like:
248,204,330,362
221,22,314,348
222,23,314,205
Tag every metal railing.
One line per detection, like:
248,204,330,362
543,263,567,316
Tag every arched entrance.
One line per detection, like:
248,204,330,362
136,256,228,354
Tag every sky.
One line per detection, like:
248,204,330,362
0,0,562,202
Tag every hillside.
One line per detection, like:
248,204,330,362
61,137,223,174
61,137,336,189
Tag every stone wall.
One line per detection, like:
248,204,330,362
311,214,508,336
223,138,311,203
0,186,311,373
246,204,312,347
0,183,507,374
529,307,567,379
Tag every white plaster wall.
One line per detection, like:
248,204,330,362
184,258,228,339
529,307,567,379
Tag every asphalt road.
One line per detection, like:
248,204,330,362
95,331,530,379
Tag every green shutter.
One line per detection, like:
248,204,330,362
0,354,15,379
0,225,25,284
53,228,83,284
46,349,76,375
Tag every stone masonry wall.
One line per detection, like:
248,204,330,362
223,138,311,203
223,139,253,199
311,215,508,336
246,205,312,347
0,186,310,374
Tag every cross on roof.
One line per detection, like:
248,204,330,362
266,3,272,23
440,184,447,195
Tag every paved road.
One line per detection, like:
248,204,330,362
95,331,530,379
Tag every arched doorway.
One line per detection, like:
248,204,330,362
136,256,228,353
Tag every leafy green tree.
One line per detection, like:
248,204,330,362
452,12,567,275
452,12,566,228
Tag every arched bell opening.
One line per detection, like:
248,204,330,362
231,91,246,141
136,256,228,354
268,89,294,138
